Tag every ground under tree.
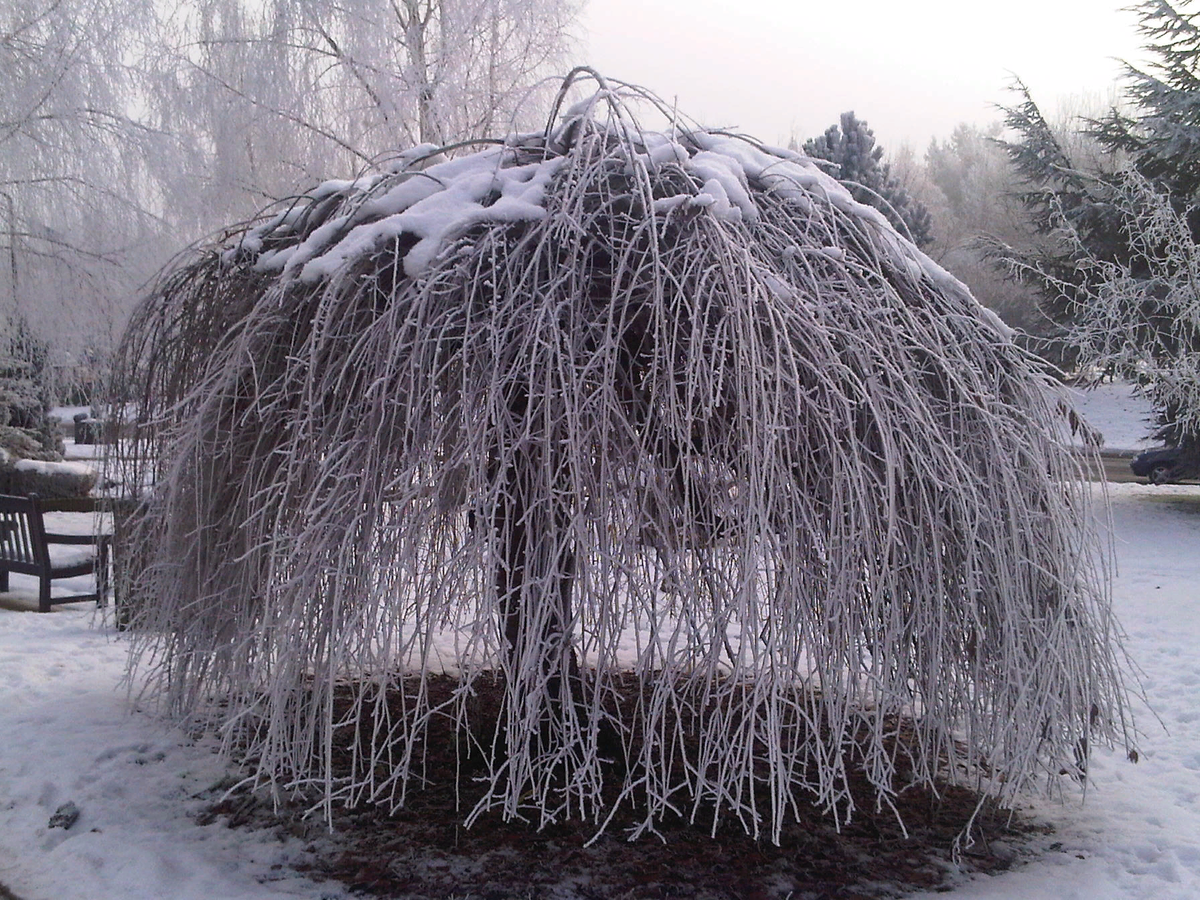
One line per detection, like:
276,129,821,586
108,71,1132,849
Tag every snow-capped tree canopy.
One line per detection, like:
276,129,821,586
110,72,1131,844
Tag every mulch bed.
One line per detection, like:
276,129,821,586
200,674,1050,899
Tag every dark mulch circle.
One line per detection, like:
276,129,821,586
200,674,1050,899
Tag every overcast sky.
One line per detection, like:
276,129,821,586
578,0,1149,151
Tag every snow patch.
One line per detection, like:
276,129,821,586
226,103,993,311
2,481,1198,898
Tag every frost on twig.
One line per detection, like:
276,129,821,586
1009,168,1200,449
108,71,1131,843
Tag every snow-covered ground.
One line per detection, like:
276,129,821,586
1068,381,1158,453
1,392,1197,899
0,611,336,900
912,482,1200,900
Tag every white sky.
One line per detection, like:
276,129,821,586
578,0,1150,151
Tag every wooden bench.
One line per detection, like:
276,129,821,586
0,494,111,612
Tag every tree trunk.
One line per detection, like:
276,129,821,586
493,449,579,693
489,375,580,745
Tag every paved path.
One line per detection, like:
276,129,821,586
1099,453,1143,483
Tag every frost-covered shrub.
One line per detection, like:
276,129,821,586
0,452,97,499
109,72,1132,843
0,319,63,465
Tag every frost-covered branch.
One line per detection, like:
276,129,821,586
110,77,1132,845
1015,169,1200,446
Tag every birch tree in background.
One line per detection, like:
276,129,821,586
0,0,160,376
144,0,581,231
0,0,580,396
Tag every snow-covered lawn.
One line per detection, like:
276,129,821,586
0,612,332,900
1068,381,1158,453
911,483,1200,900
0,481,1197,899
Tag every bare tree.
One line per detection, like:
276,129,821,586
0,0,579,386
297,0,578,144
0,0,162,381
141,0,580,230
111,77,1132,845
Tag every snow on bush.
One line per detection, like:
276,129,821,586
108,71,1131,843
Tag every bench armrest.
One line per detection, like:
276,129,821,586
42,532,110,545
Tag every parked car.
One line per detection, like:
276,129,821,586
1130,446,1199,484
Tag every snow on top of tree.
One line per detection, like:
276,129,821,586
115,75,1110,845
221,93,983,327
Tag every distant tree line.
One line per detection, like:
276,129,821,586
10,0,1198,462
0,0,580,411
802,0,1200,467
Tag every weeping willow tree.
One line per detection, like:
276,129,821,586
109,71,1131,843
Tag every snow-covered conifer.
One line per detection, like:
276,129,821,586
995,1,1200,452
804,111,933,247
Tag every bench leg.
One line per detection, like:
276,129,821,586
96,540,110,609
39,574,52,613
0,567,7,592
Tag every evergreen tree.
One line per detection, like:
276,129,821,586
1002,1,1200,255
0,317,61,462
995,1,1200,454
1092,0,1200,195
803,112,934,247
989,79,1127,369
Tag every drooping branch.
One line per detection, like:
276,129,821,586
109,76,1133,844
